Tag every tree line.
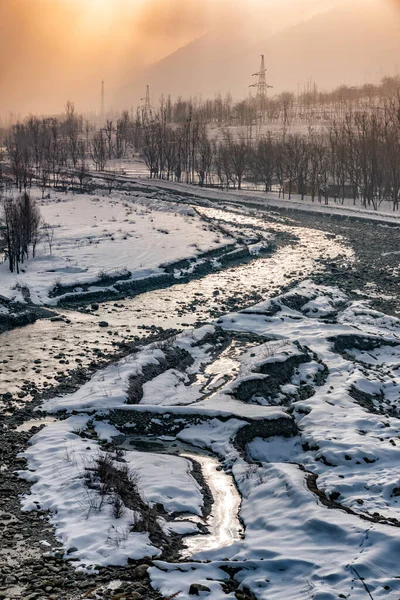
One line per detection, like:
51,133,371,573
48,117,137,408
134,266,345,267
136,75,400,128
3,88,400,212
0,102,143,196
140,94,400,211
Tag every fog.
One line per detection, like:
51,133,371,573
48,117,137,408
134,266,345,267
0,0,399,117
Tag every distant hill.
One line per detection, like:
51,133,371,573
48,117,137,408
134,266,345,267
117,0,400,106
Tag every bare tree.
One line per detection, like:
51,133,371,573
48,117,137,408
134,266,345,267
115,112,131,159
105,170,117,194
43,223,55,255
228,134,249,190
77,161,91,192
196,127,214,186
91,133,108,171
64,101,80,168
142,121,159,178
0,194,41,272
250,135,275,192
105,120,114,159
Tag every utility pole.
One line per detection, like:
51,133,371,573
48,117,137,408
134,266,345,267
101,80,105,119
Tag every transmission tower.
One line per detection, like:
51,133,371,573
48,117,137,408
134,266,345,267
250,55,273,116
141,85,152,122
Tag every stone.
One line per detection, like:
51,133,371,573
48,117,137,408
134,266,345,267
189,583,211,595
132,565,149,580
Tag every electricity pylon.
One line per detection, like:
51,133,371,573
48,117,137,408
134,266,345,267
141,85,152,122
250,55,273,120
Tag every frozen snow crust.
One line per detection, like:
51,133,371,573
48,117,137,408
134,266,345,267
19,281,400,599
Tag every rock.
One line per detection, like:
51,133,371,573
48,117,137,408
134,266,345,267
132,564,149,580
91,303,99,310
66,546,78,555
189,583,211,595
98,321,109,328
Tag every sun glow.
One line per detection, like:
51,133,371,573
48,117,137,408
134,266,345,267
76,0,129,29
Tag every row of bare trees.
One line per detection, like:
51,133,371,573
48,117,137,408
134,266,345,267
133,76,400,129
1,103,142,196
141,95,400,211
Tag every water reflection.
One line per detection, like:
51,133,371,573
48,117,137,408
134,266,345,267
0,207,352,404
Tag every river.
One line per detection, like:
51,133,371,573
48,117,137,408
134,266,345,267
0,206,351,406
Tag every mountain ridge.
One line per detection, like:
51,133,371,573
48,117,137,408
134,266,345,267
116,0,400,106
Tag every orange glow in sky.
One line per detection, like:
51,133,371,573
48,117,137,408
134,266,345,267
0,0,399,117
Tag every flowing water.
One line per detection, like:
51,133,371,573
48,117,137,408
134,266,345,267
0,205,353,564
180,453,243,557
0,207,351,404
122,436,243,558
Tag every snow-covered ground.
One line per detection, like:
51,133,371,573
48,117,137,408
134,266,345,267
0,188,232,306
98,160,400,224
18,281,400,598
144,177,400,224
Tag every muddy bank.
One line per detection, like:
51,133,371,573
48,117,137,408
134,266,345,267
0,237,277,337
303,467,400,529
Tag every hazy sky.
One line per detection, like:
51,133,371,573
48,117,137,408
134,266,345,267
0,0,399,117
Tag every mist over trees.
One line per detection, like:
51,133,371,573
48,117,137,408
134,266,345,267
136,89,400,211
0,103,140,196
3,78,400,212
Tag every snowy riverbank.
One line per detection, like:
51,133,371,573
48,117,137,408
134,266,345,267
0,188,233,307
17,281,400,599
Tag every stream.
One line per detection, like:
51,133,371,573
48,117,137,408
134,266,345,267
121,436,244,558
3,194,400,600
0,207,351,405
0,206,351,565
